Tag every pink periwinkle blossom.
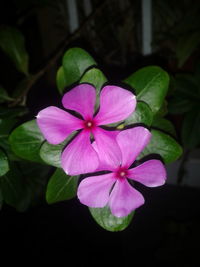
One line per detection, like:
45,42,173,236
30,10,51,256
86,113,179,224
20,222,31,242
77,127,167,218
36,84,136,175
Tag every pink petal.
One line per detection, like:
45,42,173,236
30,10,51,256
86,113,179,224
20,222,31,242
36,106,83,144
128,160,166,187
77,173,116,208
109,179,144,217
116,127,151,168
92,141,116,172
61,130,99,175
92,127,121,169
95,85,136,125
62,84,96,119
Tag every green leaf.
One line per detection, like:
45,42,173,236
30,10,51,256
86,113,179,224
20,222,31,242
56,66,68,94
0,85,13,103
0,118,18,135
124,101,153,126
0,149,9,176
124,66,169,114
62,47,97,89
0,161,51,211
40,132,77,167
156,100,168,117
138,129,182,164
0,26,29,75
40,141,66,168
9,120,44,163
18,161,51,206
46,168,79,204
80,67,107,110
181,108,200,149
152,116,177,137
0,118,19,161
176,32,200,68
89,206,134,232
80,67,107,91
0,162,29,211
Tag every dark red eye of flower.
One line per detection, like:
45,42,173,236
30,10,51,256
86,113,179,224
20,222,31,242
84,120,95,129
115,168,128,180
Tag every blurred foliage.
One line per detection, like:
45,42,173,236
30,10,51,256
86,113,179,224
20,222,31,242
0,26,29,75
153,0,200,68
168,63,200,149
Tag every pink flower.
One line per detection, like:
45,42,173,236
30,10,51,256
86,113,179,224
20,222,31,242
36,84,136,175
77,127,166,217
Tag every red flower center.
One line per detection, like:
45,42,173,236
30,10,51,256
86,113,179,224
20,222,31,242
84,119,96,130
115,167,128,180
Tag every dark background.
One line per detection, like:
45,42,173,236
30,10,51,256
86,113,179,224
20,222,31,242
1,185,200,266
0,0,200,265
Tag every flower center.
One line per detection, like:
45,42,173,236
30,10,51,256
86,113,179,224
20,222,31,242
115,167,128,180
119,171,126,177
84,119,96,130
87,121,92,127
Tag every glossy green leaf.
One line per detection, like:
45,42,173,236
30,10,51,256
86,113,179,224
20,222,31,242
152,116,177,137
9,120,44,162
0,86,13,103
89,206,134,232
56,66,68,94
181,108,200,149
80,67,107,91
0,149,9,176
80,67,107,110
124,101,153,126
40,141,66,168
138,129,182,164
40,132,77,167
124,66,169,114
62,47,97,89
156,100,168,117
0,26,29,75
46,168,79,204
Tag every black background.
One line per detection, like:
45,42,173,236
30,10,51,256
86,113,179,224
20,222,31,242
1,184,200,266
